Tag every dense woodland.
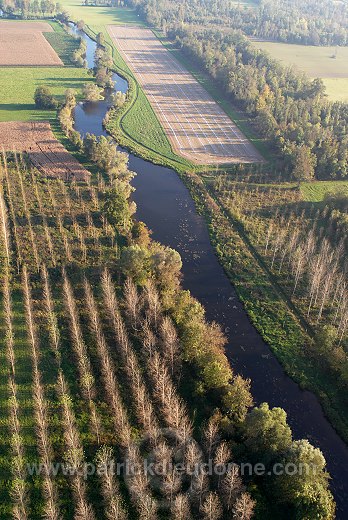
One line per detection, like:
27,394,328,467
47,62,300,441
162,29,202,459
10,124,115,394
172,27,348,180
129,0,348,46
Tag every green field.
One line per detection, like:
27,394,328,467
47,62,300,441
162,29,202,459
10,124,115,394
0,67,92,122
60,0,144,25
301,180,348,202
44,22,82,66
0,21,92,122
251,40,348,102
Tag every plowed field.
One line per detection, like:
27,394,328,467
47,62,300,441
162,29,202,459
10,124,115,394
108,25,262,165
0,21,63,66
0,121,90,181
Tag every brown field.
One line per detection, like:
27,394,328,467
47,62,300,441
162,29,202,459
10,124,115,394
0,121,91,181
0,21,63,66
108,25,262,165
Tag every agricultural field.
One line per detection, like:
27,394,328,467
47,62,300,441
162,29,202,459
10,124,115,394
44,22,86,67
0,153,257,519
108,25,262,165
0,21,92,122
250,40,348,102
60,0,143,26
0,121,91,181
0,21,63,66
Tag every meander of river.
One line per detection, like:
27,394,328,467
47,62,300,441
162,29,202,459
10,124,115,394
69,23,348,517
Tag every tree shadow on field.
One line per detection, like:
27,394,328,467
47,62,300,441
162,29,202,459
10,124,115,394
0,103,57,122
42,76,93,91
0,103,35,111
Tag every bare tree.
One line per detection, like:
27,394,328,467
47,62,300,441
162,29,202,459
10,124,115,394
202,417,221,461
84,278,132,447
200,492,223,520
220,465,243,511
62,272,101,442
101,269,160,439
123,277,141,330
159,315,180,375
22,266,62,520
95,446,127,520
57,372,96,520
233,492,255,519
170,494,192,520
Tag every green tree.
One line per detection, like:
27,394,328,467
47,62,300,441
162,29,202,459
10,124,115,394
96,32,105,46
120,245,150,285
112,91,127,108
222,375,253,423
34,86,58,109
150,243,182,287
103,184,133,231
277,440,335,519
201,358,232,390
131,221,151,247
243,403,292,464
83,83,104,102
292,144,317,181
64,88,76,108
83,133,98,161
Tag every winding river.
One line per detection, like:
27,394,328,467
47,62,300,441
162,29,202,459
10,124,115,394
69,24,348,517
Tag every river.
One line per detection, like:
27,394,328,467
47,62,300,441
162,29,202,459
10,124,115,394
69,23,348,517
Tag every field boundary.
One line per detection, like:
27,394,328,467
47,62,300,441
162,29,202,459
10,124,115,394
108,25,263,165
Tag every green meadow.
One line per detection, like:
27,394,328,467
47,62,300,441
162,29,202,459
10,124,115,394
301,180,348,202
60,0,143,26
0,67,92,122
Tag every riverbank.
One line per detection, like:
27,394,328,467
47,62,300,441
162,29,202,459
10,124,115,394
185,171,348,443
66,0,348,454
83,23,196,173
89,10,348,446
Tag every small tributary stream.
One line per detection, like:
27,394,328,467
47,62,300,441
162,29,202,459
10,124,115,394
69,23,348,517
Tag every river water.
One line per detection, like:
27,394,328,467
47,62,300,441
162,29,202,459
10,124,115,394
69,23,348,517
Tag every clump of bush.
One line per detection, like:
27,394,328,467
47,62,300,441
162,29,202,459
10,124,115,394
34,86,58,110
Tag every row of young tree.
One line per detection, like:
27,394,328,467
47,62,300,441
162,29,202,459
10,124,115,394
128,0,348,46
0,152,121,271
212,174,348,399
0,143,337,518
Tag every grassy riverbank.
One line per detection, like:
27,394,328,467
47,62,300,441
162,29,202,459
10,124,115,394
184,171,348,443
85,22,195,172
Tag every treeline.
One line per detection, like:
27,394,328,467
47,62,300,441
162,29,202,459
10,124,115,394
0,0,69,20
128,0,348,46
83,0,125,5
169,27,347,180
